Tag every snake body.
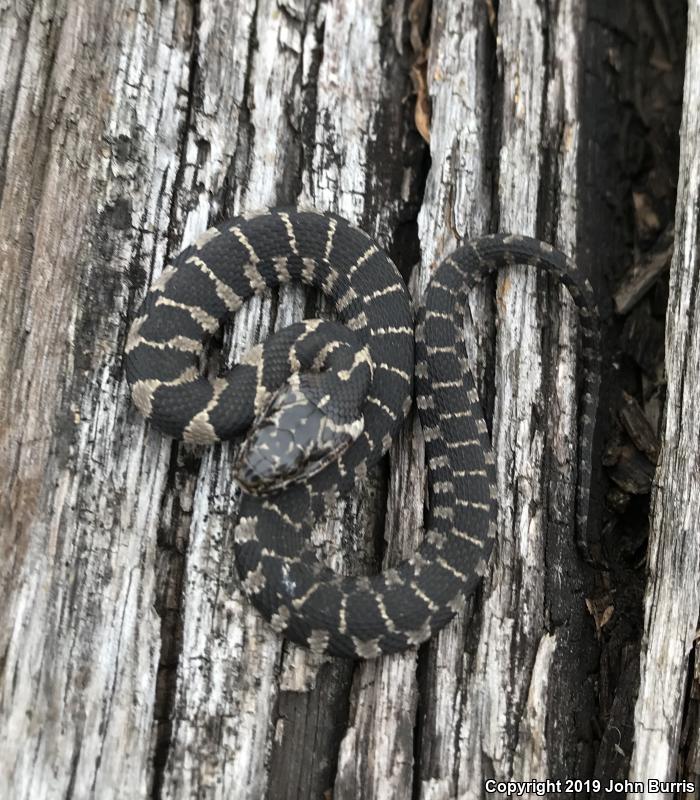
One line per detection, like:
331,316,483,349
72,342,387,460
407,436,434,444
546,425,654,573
125,208,599,659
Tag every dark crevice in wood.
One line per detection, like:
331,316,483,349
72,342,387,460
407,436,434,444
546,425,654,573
535,3,561,245
475,0,501,441
222,0,260,219
150,3,202,798
486,2,504,238
266,660,354,800
401,0,440,793
382,12,430,356
163,1,202,253
299,6,325,202
150,442,195,800
372,0,432,569
280,0,322,203
535,0,558,235
578,0,687,790
413,643,429,800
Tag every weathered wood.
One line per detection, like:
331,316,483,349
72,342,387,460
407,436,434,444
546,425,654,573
0,1,697,798
629,0,700,793
1,2,195,796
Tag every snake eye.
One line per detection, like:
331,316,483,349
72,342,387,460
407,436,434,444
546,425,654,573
234,377,364,495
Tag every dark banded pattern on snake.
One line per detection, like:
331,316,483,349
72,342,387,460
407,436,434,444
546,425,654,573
125,208,600,659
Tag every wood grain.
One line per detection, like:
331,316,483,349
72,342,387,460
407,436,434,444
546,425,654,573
0,1,696,798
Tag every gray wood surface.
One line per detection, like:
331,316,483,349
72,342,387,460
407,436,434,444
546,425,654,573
0,1,697,798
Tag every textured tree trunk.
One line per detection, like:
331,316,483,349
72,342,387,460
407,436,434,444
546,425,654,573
0,1,696,799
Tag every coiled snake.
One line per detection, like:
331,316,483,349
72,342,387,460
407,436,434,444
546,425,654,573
125,208,599,659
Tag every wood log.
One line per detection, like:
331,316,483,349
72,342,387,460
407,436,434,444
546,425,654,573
0,1,696,798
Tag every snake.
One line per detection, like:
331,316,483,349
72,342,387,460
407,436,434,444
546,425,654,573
125,208,600,659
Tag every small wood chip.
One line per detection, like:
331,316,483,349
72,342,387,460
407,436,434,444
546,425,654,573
619,391,660,463
614,226,674,314
586,593,615,635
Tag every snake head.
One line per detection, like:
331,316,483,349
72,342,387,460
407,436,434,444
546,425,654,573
234,374,364,495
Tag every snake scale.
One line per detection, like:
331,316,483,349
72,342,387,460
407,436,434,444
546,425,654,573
125,208,600,659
